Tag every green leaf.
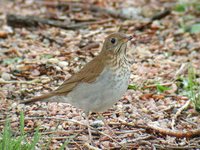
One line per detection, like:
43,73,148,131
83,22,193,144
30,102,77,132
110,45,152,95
20,111,25,136
175,3,187,12
194,92,200,112
128,84,138,90
41,54,53,59
2,119,11,150
190,24,200,33
2,57,22,65
29,127,40,150
0,115,40,150
156,84,171,93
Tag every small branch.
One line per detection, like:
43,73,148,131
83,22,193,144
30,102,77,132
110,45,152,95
118,119,200,138
6,14,83,29
147,123,200,138
7,14,112,30
151,9,171,21
128,135,154,143
118,119,147,129
174,63,188,80
0,79,40,84
155,144,200,149
144,82,173,89
41,130,82,136
171,100,192,130
25,116,86,126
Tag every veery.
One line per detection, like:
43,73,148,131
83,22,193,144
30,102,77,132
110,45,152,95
21,32,133,142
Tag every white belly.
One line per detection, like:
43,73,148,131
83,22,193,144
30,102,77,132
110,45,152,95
63,67,130,113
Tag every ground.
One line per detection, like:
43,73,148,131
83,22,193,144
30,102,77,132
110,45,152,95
0,0,200,149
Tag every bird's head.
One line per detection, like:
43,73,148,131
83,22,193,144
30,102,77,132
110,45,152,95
102,32,132,55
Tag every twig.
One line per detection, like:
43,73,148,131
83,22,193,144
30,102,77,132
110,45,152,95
144,82,173,89
147,123,200,138
0,79,40,84
41,130,82,135
7,14,84,29
117,119,147,129
25,116,86,126
174,63,189,80
151,9,171,21
118,119,200,138
128,135,154,143
154,144,200,149
0,116,84,125
7,14,112,30
171,100,192,130
147,124,200,138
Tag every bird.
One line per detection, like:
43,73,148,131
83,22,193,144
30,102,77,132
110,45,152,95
21,32,133,142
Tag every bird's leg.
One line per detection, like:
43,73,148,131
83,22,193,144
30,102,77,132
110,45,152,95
83,111,94,145
97,113,116,136
85,114,93,143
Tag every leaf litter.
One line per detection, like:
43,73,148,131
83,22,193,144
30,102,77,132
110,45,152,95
0,0,200,149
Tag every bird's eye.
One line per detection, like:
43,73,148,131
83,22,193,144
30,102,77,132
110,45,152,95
110,38,116,44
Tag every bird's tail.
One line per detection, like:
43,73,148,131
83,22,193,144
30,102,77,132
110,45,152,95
20,93,55,104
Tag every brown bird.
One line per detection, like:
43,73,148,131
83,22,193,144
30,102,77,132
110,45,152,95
21,32,133,142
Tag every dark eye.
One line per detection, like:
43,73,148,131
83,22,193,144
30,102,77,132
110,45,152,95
110,38,116,44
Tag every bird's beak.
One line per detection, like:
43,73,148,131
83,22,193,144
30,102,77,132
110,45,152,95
124,35,133,42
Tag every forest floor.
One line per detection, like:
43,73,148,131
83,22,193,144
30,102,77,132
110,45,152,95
0,0,200,149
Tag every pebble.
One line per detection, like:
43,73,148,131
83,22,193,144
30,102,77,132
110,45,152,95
3,25,13,34
151,20,161,29
11,102,18,109
90,120,104,128
43,38,50,46
57,125,63,130
48,58,59,64
58,61,69,68
1,72,11,81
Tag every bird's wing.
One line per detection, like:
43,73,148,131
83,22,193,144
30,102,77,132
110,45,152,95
53,55,105,95
21,54,105,104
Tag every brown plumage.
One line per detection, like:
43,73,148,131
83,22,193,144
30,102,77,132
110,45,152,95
21,32,133,143
21,32,132,107
22,52,105,104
